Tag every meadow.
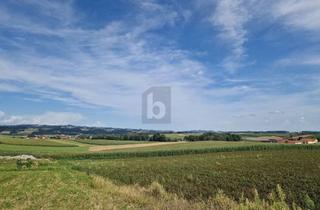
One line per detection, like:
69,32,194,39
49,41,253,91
74,139,149,145
0,135,76,147
0,135,91,156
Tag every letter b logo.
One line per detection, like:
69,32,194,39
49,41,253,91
142,87,171,124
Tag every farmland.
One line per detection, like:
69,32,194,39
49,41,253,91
105,140,263,153
0,134,319,209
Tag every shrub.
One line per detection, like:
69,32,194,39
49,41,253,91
16,158,35,170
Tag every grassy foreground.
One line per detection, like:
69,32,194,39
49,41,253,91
0,160,304,210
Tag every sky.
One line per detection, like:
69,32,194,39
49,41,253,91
0,0,320,131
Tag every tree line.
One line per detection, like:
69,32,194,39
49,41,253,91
184,132,241,141
77,132,241,142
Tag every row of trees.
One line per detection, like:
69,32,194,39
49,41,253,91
184,132,241,142
78,133,150,141
78,133,173,142
77,132,242,142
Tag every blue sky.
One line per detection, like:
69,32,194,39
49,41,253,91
0,0,320,131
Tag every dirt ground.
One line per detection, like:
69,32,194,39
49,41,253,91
89,141,185,152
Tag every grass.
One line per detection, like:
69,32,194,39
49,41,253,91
0,144,89,156
0,135,89,156
72,149,320,209
74,139,150,145
0,135,76,147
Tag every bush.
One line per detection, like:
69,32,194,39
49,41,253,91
16,158,35,170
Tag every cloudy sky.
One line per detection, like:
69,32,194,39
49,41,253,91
0,0,319,131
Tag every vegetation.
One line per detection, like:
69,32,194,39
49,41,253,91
163,133,193,140
184,132,242,141
1,136,320,160
0,124,142,136
16,158,36,170
0,136,258,158
77,133,178,142
72,150,320,209
0,133,319,209
0,159,306,209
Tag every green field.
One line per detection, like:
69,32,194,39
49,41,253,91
0,135,268,158
74,139,149,145
0,135,76,147
107,140,264,153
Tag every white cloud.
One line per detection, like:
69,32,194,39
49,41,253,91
0,83,21,92
0,111,83,125
272,0,320,31
277,54,320,66
211,0,251,72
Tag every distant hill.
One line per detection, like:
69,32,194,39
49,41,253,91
1,125,318,138
0,125,165,136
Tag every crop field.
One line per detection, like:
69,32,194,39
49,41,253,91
0,135,271,158
73,149,320,209
74,139,149,145
106,140,263,153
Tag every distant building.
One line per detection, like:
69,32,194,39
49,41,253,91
278,135,318,144
302,139,318,144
